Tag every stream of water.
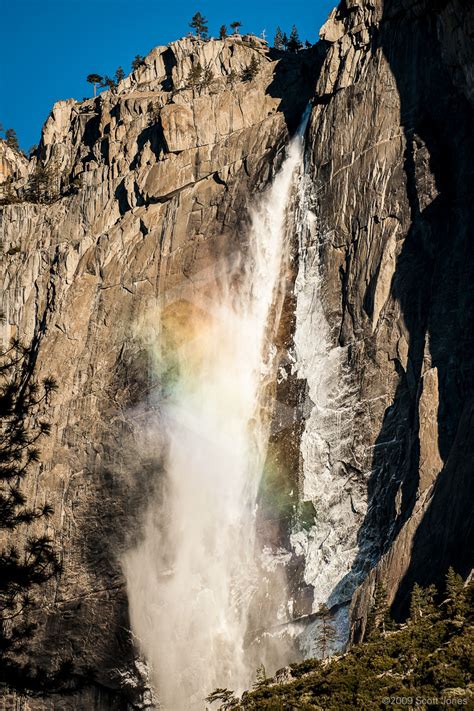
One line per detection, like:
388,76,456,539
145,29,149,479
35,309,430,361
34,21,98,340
123,109,310,710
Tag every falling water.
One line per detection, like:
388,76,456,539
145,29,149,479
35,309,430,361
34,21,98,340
123,108,310,710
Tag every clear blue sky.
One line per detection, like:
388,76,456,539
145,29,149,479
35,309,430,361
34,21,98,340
0,0,336,150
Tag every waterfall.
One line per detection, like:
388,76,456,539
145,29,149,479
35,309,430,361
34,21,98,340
122,109,311,710
289,151,362,656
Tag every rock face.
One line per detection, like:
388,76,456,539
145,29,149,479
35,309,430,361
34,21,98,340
0,140,29,201
1,1,474,706
0,36,317,707
298,0,474,640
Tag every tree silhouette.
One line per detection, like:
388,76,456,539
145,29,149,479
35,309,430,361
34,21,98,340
287,25,303,52
273,26,284,50
189,12,208,39
230,21,242,35
240,56,260,82
205,688,239,709
101,75,117,91
282,32,289,49
219,25,227,40
131,55,145,71
4,129,20,152
115,66,125,83
0,340,60,680
86,73,103,98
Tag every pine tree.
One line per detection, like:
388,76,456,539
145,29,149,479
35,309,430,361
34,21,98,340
227,69,238,86
189,12,208,39
254,663,266,686
316,603,337,659
273,26,284,50
205,688,239,709
365,582,393,640
187,61,203,87
230,21,242,35
446,567,465,600
282,32,289,49
444,567,467,622
201,65,214,88
219,25,227,40
409,582,438,632
131,55,145,71
0,340,60,675
115,66,125,83
240,55,260,82
101,75,117,91
5,129,19,152
287,25,303,52
0,176,18,205
86,73,103,98
27,157,60,204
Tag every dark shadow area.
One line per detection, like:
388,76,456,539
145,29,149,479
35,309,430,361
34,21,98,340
129,116,167,172
82,107,101,148
266,44,327,134
161,46,178,92
336,0,474,622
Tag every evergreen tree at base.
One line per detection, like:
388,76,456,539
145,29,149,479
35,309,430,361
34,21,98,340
206,571,474,709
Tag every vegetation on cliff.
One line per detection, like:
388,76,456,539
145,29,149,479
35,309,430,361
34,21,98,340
207,573,474,709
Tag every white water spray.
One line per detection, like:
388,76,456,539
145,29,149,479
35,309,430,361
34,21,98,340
123,111,310,709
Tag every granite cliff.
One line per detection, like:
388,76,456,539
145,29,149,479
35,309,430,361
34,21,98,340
1,0,473,707
303,0,474,639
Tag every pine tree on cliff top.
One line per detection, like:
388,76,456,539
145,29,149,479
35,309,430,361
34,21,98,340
189,11,208,39
86,73,103,98
273,26,284,50
287,24,303,52
4,128,20,152
115,66,125,83
131,54,145,71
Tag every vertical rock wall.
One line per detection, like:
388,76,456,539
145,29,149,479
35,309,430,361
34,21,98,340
300,0,474,640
